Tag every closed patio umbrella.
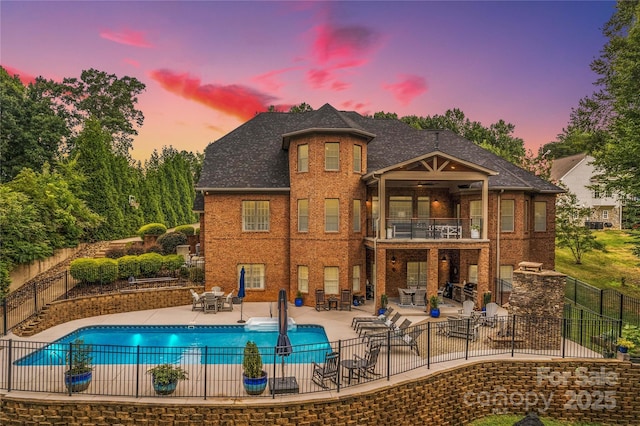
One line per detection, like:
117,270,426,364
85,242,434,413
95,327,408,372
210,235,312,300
237,266,246,323
276,289,292,380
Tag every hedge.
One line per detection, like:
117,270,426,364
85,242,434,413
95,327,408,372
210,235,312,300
137,223,167,238
117,255,140,279
96,258,118,283
138,252,164,277
174,225,195,236
163,254,185,271
70,258,118,284
157,232,188,255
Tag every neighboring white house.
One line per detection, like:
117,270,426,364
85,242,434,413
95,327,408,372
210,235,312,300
550,153,623,229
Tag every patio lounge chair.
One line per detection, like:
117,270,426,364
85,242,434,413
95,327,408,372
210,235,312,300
190,289,204,311
351,307,394,329
312,351,339,389
356,312,401,336
368,323,422,355
339,289,352,311
364,319,411,342
458,300,477,319
446,316,479,341
315,289,327,311
479,302,498,327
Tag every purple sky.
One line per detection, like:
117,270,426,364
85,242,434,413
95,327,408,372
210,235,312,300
2,1,615,161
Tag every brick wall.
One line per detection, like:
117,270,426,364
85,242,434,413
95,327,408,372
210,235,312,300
12,287,204,337
1,359,638,425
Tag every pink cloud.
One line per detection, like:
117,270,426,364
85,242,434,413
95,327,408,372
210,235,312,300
123,58,141,68
383,75,428,105
100,29,153,48
252,67,299,92
331,80,349,91
341,100,370,115
307,68,332,89
149,69,278,120
2,65,36,85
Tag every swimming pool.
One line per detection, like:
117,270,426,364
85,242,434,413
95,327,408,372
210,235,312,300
16,324,332,366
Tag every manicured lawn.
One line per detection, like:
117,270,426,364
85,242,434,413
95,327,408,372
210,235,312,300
470,414,602,426
555,230,640,299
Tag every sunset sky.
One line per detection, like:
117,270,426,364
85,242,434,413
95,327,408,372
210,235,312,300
2,1,615,162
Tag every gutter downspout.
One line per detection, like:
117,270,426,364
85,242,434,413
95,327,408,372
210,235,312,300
371,173,381,315
496,190,503,296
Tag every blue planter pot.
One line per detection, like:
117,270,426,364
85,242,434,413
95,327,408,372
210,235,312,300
430,308,441,318
243,372,268,395
618,346,629,354
294,298,304,307
378,308,387,316
152,379,178,395
64,370,92,393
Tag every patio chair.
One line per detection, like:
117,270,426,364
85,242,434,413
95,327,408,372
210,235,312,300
364,319,412,343
398,289,413,306
369,323,422,355
218,292,234,312
479,302,499,327
312,351,339,389
414,288,427,306
203,293,219,314
353,344,382,379
351,307,394,329
190,289,204,311
315,289,327,311
446,316,479,341
211,286,222,293
339,289,352,311
458,300,476,318
356,312,401,336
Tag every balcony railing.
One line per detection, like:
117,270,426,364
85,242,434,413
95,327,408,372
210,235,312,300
378,218,481,240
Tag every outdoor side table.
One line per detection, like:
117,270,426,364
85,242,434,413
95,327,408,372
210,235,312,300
341,360,361,385
328,297,338,310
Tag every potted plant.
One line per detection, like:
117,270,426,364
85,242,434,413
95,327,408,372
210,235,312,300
617,337,635,354
147,363,188,395
470,224,481,239
294,290,304,307
64,338,93,392
482,291,492,311
429,295,440,318
379,294,388,315
242,341,267,395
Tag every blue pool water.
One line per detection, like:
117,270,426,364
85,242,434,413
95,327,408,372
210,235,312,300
16,324,331,366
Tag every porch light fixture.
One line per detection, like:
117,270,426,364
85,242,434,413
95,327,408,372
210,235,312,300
391,256,396,265
441,255,447,263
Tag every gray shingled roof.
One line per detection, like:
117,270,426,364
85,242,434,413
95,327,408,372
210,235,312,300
197,104,562,194
550,153,588,181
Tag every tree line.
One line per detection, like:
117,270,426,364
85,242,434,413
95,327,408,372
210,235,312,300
0,67,202,298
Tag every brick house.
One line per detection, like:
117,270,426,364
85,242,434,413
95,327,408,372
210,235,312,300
195,104,562,309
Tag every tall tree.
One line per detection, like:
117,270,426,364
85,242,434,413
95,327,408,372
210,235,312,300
556,190,605,264
43,68,145,155
0,67,69,182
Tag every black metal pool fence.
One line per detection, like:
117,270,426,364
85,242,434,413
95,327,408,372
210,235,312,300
0,314,621,399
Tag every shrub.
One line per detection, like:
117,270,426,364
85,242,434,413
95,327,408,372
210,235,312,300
105,248,126,259
96,258,118,283
0,261,10,301
70,258,99,283
145,244,163,254
174,225,195,236
157,232,188,255
118,255,140,279
139,253,163,277
125,243,145,256
195,227,200,235
189,267,205,283
137,223,167,238
163,254,185,272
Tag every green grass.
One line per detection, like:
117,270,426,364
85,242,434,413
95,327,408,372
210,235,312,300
555,230,640,299
469,414,602,426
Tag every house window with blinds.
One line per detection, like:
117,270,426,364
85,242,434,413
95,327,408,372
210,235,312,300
242,201,269,231
325,142,339,171
298,199,309,232
325,199,339,232
238,264,265,289
298,265,309,293
324,267,339,295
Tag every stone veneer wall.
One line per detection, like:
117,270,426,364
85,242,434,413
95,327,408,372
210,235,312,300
507,267,566,350
12,286,204,337
1,359,638,425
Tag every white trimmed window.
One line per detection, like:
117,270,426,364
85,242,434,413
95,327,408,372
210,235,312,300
325,199,339,232
298,144,308,172
500,199,514,232
352,265,361,293
389,196,412,218
298,265,309,293
470,200,482,229
242,201,269,231
353,145,362,173
238,264,265,290
353,199,361,232
298,199,309,232
325,142,339,171
534,201,547,232
602,209,609,220
324,267,339,295
499,265,513,283
406,261,427,288
417,196,430,218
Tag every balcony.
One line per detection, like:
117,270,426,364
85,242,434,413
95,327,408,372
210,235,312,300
378,218,481,240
